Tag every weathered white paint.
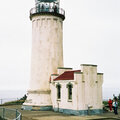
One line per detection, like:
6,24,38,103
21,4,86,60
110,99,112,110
50,64,103,111
57,67,72,75
24,14,64,106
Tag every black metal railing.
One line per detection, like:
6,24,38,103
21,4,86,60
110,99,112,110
30,5,65,19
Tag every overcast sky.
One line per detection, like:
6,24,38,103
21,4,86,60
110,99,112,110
0,0,120,99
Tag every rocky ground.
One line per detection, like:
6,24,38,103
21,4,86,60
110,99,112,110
1,105,120,120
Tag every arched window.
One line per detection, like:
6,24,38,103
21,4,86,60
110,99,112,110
56,83,61,100
67,83,73,100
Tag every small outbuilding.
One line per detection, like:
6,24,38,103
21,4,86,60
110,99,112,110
50,64,103,115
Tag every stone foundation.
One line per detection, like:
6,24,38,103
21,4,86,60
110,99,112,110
22,105,53,111
53,108,103,116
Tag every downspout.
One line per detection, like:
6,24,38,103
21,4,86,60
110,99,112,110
77,82,78,111
58,102,59,112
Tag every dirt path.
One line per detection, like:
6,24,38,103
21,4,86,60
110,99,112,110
1,105,120,120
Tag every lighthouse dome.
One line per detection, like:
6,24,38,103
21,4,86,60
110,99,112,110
35,0,59,3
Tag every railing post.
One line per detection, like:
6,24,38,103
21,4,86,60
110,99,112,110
2,108,5,119
16,109,18,119
0,99,2,104
20,114,22,120
1,107,22,120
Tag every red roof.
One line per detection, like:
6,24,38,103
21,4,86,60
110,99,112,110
54,70,81,81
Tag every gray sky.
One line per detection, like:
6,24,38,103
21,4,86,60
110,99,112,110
0,0,120,99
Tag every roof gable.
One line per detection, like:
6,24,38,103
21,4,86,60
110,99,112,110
54,70,81,81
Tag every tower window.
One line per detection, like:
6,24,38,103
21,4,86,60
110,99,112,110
67,83,73,101
56,83,61,100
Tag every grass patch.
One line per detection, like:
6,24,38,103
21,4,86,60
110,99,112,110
0,100,25,106
0,94,27,106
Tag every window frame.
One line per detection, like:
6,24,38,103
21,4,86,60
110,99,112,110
56,83,61,101
66,82,73,101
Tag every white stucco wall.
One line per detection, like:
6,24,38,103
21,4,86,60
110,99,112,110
81,65,97,109
57,67,73,75
51,80,78,110
80,65,103,110
30,15,63,91
24,15,64,106
50,65,103,112
96,74,103,109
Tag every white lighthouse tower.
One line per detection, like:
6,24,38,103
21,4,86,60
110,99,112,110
23,0,65,110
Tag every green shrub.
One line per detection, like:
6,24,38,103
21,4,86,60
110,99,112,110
20,94,27,100
103,101,108,106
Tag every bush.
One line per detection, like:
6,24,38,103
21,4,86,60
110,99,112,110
20,94,27,101
103,101,108,106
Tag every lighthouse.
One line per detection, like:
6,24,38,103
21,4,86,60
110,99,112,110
23,0,65,110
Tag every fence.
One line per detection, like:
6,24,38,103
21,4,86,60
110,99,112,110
0,108,22,120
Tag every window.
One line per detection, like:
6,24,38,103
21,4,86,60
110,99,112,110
67,83,73,101
56,83,61,100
